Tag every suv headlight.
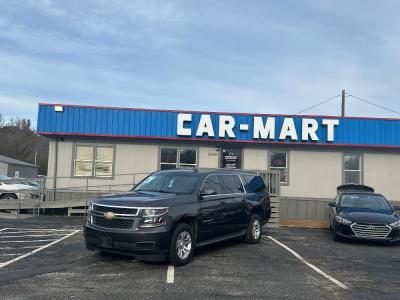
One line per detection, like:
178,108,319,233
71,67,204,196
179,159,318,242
86,202,93,223
139,208,168,228
335,215,352,225
389,220,400,228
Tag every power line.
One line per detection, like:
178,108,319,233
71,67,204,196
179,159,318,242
294,94,341,115
347,94,400,117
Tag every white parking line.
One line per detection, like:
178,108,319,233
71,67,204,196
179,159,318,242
1,231,75,234
166,265,174,283
265,235,349,290
0,234,68,238
0,246,42,250
0,239,58,243
3,228,78,232
0,228,7,232
0,230,81,269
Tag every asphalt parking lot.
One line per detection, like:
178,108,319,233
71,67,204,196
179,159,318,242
0,217,399,299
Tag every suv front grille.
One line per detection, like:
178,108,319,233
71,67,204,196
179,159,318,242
351,223,391,239
93,204,139,216
92,215,135,229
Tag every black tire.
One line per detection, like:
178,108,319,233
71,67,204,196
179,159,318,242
169,223,195,266
0,193,18,200
245,214,262,244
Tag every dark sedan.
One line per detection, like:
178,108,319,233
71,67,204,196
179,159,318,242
328,185,400,243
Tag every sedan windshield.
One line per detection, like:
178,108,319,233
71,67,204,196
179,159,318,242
134,173,199,195
340,193,391,210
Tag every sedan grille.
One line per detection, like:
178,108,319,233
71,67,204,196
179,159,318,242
351,223,391,239
93,204,139,216
92,215,135,229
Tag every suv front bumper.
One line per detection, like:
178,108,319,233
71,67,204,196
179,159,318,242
84,223,171,261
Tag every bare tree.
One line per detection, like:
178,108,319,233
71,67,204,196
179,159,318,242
0,113,4,128
0,117,49,174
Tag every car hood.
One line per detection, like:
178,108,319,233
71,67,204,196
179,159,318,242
0,183,31,191
94,191,183,207
341,208,399,225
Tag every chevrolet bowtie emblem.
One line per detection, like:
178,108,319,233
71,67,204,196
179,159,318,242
104,211,115,220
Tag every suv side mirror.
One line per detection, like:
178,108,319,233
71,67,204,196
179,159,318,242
328,202,336,208
393,205,400,211
200,188,217,197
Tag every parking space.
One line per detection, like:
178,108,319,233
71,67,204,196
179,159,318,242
0,217,399,299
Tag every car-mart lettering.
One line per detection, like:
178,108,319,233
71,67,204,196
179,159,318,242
177,113,339,142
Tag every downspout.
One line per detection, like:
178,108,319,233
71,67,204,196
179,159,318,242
53,139,58,202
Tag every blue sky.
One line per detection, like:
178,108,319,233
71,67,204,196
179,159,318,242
1,0,400,127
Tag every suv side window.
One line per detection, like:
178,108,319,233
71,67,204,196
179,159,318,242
243,175,267,193
201,175,221,195
220,175,244,194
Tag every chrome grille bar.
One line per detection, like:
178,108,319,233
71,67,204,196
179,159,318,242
351,223,391,239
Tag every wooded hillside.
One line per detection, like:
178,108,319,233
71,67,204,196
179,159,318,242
0,113,49,175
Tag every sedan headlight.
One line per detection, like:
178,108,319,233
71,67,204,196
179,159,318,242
335,215,353,225
140,208,168,228
389,220,400,228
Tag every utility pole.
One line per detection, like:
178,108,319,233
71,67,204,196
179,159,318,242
341,90,346,117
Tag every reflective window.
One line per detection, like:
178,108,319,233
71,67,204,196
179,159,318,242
160,148,197,170
269,152,288,184
340,193,391,210
160,148,178,170
343,153,362,184
179,149,196,168
74,145,114,177
243,175,267,193
220,175,243,194
135,173,199,195
201,175,221,195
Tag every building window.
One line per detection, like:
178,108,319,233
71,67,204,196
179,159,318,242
160,148,197,170
343,153,362,184
95,146,114,177
73,145,114,177
269,151,288,184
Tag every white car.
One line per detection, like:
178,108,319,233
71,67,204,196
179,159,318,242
0,175,38,200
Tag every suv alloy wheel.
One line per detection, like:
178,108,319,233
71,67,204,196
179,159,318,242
169,223,194,266
245,214,262,244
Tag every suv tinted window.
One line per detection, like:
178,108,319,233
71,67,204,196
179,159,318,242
243,175,267,193
220,175,244,194
201,175,221,194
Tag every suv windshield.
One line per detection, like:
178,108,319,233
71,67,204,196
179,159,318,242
340,193,392,210
134,172,199,195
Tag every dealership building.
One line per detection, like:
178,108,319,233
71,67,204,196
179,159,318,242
37,103,400,227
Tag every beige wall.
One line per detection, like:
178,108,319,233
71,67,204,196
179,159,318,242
48,140,158,191
364,153,400,201
198,146,219,168
46,139,400,200
243,147,268,171
280,150,342,199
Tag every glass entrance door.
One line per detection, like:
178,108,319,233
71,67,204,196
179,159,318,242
220,147,242,169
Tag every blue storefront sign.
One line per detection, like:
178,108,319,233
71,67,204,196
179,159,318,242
37,103,400,149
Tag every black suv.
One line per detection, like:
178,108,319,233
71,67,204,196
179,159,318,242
84,169,271,265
